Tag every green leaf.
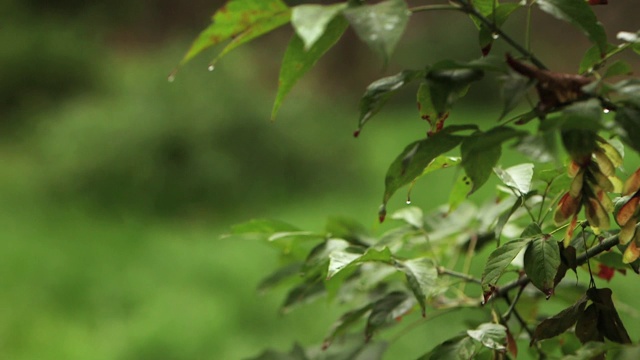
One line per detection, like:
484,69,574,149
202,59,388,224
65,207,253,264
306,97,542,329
247,342,309,360
499,72,535,119
562,342,620,360
211,11,291,66
579,43,617,74
327,247,393,279
478,3,522,55
494,163,534,195
461,127,525,194
179,0,290,66
536,0,607,55
365,291,413,340
291,3,347,50
532,295,588,343
448,173,474,212
604,60,633,78
523,235,561,295
343,0,410,64
467,323,507,350
356,70,424,133
481,238,531,290
515,132,559,163
272,16,348,120
281,277,326,313
258,262,302,294
615,106,640,153
418,335,477,360
381,130,467,211
323,304,373,348
494,197,523,240
398,258,438,317
406,156,461,204
325,216,373,245
390,206,424,228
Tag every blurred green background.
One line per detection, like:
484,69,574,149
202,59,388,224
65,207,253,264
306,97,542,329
2,1,639,359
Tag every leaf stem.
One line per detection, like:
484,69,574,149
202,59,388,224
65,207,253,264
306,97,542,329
437,266,482,285
456,0,548,70
409,4,462,13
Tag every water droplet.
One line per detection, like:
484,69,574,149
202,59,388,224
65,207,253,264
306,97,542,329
167,75,175,83
491,33,500,40
603,108,610,114
406,199,412,205
208,65,215,72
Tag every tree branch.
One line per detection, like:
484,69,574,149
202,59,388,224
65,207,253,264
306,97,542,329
487,233,620,304
437,266,482,285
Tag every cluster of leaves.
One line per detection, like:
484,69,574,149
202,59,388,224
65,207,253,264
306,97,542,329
176,0,640,358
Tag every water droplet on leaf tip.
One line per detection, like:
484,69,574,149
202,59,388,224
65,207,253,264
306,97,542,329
603,108,610,114
406,200,411,205
167,75,175,83
208,65,215,71
491,33,500,40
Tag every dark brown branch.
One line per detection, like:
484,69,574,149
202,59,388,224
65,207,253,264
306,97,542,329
487,233,620,304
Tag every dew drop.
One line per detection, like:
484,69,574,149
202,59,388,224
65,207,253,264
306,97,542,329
208,65,215,72
491,33,500,40
167,75,175,83
406,199,412,205
603,108,610,114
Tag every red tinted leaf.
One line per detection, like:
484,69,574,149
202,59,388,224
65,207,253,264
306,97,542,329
623,169,640,196
596,263,615,281
555,192,582,225
615,196,640,226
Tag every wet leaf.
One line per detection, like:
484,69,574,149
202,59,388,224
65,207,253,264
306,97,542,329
247,342,309,360
365,291,412,340
515,132,559,163
178,0,290,66
281,277,326,313
478,3,521,55
343,0,410,64
461,127,525,194
467,323,507,350
291,3,347,50
390,206,424,228
406,156,461,202
272,16,348,120
524,235,561,295
604,60,633,78
494,163,534,195
616,107,640,154
448,173,475,212
327,247,393,279
417,335,477,360
398,258,438,317
532,295,588,343
579,43,617,74
382,128,471,211
323,304,373,348
356,70,424,132
536,0,608,55
482,238,531,291
258,262,303,294
500,71,536,119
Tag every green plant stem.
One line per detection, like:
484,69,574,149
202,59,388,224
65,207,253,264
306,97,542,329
409,4,462,13
456,0,548,70
488,233,620,304
503,291,535,340
437,266,482,285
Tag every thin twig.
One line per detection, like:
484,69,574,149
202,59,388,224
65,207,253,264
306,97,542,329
488,232,620,304
438,266,482,285
410,4,462,13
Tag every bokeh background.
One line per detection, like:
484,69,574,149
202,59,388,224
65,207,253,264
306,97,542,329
2,1,639,359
